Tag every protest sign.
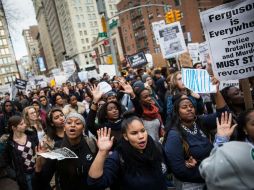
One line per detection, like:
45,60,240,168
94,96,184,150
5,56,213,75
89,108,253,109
182,68,216,93
152,20,166,45
14,79,27,90
188,43,200,64
178,52,193,68
199,42,209,66
38,147,78,160
98,81,112,94
158,21,187,58
126,52,148,68
219,80,239,90
62,60,76,75
200,0,254,80
78,71,89,82
99,65,116,78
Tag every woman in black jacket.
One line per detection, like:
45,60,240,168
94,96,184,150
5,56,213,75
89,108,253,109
3,116,38,190
34,112,99,190
88,113,168,190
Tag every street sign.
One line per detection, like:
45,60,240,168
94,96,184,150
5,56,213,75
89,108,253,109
98,32,107,38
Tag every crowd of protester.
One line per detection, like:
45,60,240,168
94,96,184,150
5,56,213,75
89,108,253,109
0,62,253,190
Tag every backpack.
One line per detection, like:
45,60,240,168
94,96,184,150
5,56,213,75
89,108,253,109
84,136,97,155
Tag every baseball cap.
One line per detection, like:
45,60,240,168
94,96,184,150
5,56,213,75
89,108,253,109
199,141,254,190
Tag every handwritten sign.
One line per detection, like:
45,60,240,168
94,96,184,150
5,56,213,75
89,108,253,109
182,69,216,93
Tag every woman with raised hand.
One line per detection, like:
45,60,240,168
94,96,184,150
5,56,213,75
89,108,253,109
88,114,168,190
86,84,125,142
163,79,236,189
3,116,38,190
33,112,98,190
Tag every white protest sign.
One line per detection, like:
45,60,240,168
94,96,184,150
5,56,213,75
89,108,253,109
78,71,88,82
200,0,254,80
219,80,239,90
188,43,200,64
182,69,217,93
62,60,76,75
199,42,209,66
38,147,78,160
54,75,67,86
99,65,116,78
158,22,187,58
152,20,165,45
98,81,112,94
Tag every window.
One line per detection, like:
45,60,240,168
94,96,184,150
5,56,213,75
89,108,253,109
82,23,86,27
86,38,89,43
84,30,87,35
174,0,181,6
78,23,81,28
154,47,161,53
81,39,85,44
0,30,5,36
79,31,83,36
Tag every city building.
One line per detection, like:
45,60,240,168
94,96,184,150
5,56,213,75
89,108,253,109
117,0,223,67
41,0,66,68
54,0,103,69
33,0,57,75
0,1,19,85
22,26,41,75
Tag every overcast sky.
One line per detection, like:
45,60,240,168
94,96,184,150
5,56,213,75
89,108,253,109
3,0,37,60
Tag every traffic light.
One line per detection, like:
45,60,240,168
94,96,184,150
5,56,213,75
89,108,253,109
174,10,182,21
165,10,174,24
101,16,107,32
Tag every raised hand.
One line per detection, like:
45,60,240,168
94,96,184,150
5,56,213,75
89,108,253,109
216,112,237,138
89,84,103,103
119,81,135,98
97,127,114,153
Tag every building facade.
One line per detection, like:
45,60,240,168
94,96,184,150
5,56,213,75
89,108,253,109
22,26,41,75
33,0,57,75
117,0,223,67
55,0,103,69
0,1,19,85
42,0,66,68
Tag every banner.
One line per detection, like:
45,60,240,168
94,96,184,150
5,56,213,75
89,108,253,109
37,57,46,72
200,0,254,80
14,79,27,90
126,52,148,68
158,21,187,58
182,68,216,93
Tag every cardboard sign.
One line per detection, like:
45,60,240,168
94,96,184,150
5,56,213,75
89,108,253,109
200,0,254,80
126,52,148,68
158,21,187,58
178,52,193,68
62,60,76,75
14,79,27,90
98,81,112,94
182,69,216,93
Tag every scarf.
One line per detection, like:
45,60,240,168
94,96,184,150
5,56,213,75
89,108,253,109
142,103,162,123
116,135,162,175
104,119,122,131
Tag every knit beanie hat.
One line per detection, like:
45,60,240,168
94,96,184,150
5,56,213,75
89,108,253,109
65,112,86,126
141,74,150,83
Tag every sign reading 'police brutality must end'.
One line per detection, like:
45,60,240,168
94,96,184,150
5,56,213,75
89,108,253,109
200,0,254,81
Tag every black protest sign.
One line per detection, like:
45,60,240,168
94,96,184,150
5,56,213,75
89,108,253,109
15,79,27,89
126,52,148,68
